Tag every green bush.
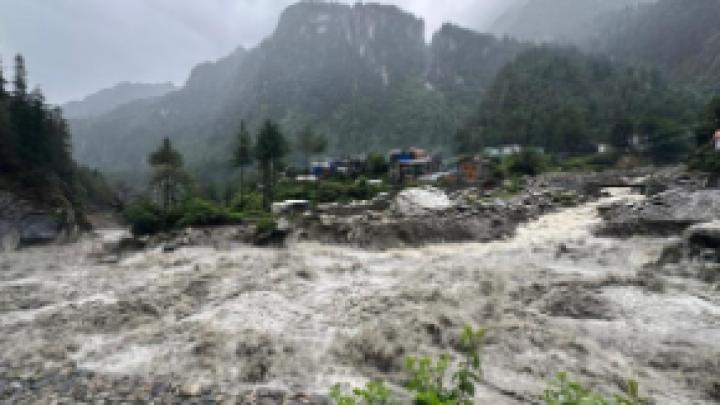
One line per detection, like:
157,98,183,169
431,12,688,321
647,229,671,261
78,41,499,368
177,198,241,227
122,198,164,236
330,328,644,405
255,217,277,235
502,149,552,177
330,327,485,405
543,372,643,405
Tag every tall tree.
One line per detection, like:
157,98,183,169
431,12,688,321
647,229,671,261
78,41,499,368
232,120,254,209
148,138,189,211
255,120,287,210
297,125,327,169
0,56,7,98
13,54,27,97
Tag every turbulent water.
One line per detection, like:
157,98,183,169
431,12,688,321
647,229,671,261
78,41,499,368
1,190,719,403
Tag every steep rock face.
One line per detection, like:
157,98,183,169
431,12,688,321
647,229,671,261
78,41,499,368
70,3,519,176
428,24,526,114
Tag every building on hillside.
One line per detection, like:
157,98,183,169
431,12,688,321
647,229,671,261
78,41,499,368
714,129,720,151
484,144,522,157
334,155,368,177
457,155,495,185
311,161,335,178
389,147,439,183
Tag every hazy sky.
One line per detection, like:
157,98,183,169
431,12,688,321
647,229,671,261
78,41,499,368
0,0,512,104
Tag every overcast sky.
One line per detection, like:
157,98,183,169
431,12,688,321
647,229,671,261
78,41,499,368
0,0,512,104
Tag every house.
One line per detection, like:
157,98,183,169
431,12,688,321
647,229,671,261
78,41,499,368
311,161,335,178
389,147,438,183
457,155,495,185
484,144,522,157
714,129,720,151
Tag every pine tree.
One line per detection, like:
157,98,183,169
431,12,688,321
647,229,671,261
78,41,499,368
13,54,27,97
255,120,287,210
232,120,254,209
0,56,7,98
148,138,190,211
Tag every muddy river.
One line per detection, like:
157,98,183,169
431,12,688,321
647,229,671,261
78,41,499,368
1,190,718,403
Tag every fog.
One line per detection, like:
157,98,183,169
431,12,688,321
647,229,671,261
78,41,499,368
0,0,514,104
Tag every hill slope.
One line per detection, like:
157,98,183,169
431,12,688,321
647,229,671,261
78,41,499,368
62,82,177,120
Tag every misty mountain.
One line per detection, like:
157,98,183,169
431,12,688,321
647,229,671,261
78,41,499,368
459,46,700,158
595,0,720,89
62,82,177,120
71,2,524,176
490,0,654,43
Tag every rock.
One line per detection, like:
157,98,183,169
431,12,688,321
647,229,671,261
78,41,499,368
179,383,202,397
391,187,452,217
0,191,78,250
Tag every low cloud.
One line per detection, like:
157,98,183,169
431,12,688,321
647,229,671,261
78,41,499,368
0,0,511,103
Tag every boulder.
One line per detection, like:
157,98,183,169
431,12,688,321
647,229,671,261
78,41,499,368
391,187,452,217
0,191,77,250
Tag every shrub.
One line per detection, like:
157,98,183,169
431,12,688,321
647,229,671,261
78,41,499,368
122,198,164,236
330,328,645,405
543,372,643,405
329,326,485,405
177,198,240,227
255,217,277,235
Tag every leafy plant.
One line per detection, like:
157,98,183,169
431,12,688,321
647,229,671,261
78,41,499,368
543,372,643,405
328,326,485,405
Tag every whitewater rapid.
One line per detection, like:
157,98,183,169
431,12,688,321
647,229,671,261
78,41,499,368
1,189,718,403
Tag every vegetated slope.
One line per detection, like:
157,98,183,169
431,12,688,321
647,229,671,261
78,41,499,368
595,0,720,89
70,2,524,177
0,57,115,235
490,0,653,43
62,82,177,120
459,46,700,156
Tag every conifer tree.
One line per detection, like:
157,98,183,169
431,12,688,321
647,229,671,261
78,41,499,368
232,120,254,209
255,120,287,210
0,56,7,98
148,138,190,211
13,54,27,97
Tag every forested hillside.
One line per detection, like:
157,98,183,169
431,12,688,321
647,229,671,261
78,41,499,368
70,2,525,177
0,56,114,215
595,0,720,89
490,0,652,43
458,47,701,161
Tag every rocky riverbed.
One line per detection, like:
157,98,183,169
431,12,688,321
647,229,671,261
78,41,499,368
1,184,719,403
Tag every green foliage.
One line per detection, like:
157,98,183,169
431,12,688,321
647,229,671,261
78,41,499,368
687,96,720,174
123,196,246,236
233,120,255,168
176,198,242,228
329,327,485,405
255,119,288,210
122,198,165,236
255,217,277,235
461,46,700,161
274,177,387,204
148,138,192,211
502,149,552,177
366,153,389,177
543,372,643,405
